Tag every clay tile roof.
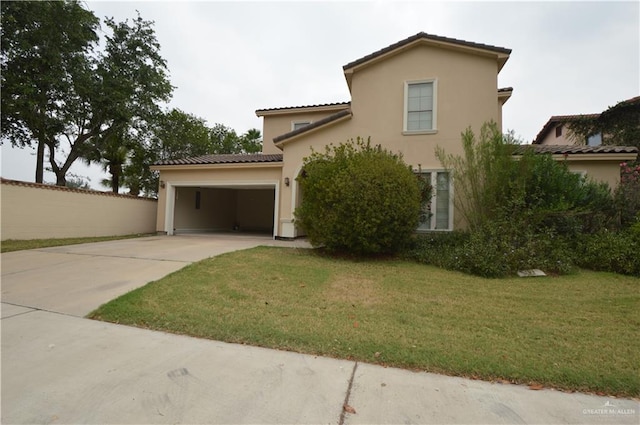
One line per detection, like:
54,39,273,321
273,109,353,144
532,114,601,144
514,144,638,155
255,101,351,115
343,32,511,70
154,153,283,166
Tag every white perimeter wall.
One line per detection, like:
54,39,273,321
0,179,157,241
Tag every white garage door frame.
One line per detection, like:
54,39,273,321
164,180,280,238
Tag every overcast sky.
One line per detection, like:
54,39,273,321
1,0,638,189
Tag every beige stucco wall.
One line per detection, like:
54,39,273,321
349,44,501,155
564,158,624,189
0,180,157,241
261,109,348,154
155,165,282,235
174,187,235,232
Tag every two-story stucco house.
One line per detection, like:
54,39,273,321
152,32,635,239
152,32,512,238
529,96,639,188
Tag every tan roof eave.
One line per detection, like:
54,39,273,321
151,162,283,172
274,112,352,148
256,103,350,117
498,89,513,105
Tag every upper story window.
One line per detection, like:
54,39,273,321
555,125,563,137
587,132,602,146
404,80,437,134
292,121,311,131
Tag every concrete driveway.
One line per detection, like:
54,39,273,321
1,234,309,316
1,235,638,424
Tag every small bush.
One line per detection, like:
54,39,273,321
404,231,469,268
452,220,575,278
406,223,575,278
575,230,640,277
295,137,423,255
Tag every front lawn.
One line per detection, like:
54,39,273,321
89,246,640,397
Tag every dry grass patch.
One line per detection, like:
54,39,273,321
325,275,383,306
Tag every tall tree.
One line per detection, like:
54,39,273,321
210,123,242,154
1,2,173,186
239,128,263,153
209,124,262,154
152,108,212,160
84,125,133,193
1,0,99,183
121,141,156,197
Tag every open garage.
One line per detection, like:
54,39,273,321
173,186,276,235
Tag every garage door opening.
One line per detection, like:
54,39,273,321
173,186,276,236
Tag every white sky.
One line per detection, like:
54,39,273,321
1,0,638,189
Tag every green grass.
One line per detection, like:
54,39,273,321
1,233,153,253
89,246,640,397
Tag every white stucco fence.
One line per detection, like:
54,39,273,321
0,179,157,241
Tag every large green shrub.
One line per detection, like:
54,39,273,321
294,137,424,255
513,149,614,236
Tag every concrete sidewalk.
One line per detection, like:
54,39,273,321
1,235,638,424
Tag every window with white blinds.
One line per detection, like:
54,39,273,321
404,80,437,132
417,171,452,231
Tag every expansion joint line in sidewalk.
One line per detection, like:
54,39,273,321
32,250,190,263
338,361,358,425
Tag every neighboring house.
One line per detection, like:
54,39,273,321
533,114,602,146
152,32,636,239
534,96,640,147
531,97,639,189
